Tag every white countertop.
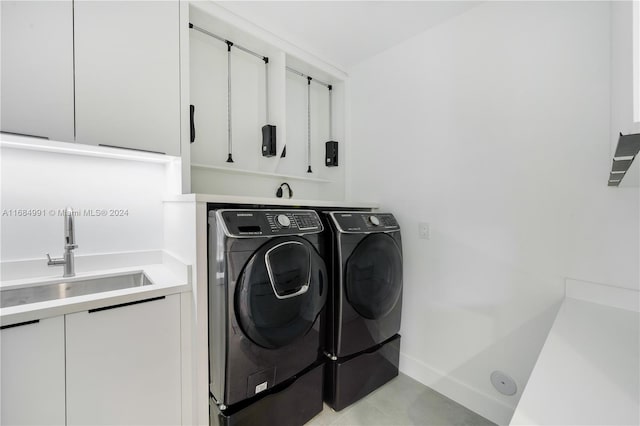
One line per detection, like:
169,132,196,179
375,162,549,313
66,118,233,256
0,250,191,326
510,282,640,425
164,193,379,209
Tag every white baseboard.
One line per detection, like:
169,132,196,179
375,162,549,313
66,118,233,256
400,351,515,426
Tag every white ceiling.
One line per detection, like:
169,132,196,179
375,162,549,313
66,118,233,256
217,1,480,71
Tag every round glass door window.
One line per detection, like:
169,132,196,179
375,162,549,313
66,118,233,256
235,237,327,349
345,233,402,320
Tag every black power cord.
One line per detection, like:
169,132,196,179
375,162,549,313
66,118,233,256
276,182,293,199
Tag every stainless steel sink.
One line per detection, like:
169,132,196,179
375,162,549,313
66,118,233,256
1,272,152,308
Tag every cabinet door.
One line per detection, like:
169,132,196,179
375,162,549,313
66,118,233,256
66,295,181,426
0,1,74,141
74,1,181,156
0,317,65,426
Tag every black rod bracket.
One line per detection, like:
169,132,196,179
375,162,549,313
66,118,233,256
608,132,640,186
286,66,331,88
226,40,233,51
307,76,312,85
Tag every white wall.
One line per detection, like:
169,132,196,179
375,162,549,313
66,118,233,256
348,2,639,424
0,147,167,262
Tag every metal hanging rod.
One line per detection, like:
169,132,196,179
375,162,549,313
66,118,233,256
265,61,270,123
226,41,233,163
189,23,268,63
286,66,332,90
329,88,333,140
307,76,312,173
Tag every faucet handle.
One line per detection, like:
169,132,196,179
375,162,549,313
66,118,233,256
47,253,65,266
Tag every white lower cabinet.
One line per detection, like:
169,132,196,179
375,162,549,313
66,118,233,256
65,294,181,426
1,294,181,426
0,316,66,426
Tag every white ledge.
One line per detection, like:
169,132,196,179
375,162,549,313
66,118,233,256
511,284,640,426
191,163,333,183
164,193,378,209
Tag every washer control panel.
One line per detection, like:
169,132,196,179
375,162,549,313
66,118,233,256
219,210,323,237
330,212,399,233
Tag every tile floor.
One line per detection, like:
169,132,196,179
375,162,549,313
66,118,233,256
306,373,496,426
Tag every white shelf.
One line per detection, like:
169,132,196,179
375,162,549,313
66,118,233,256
191,163,332,183
163,193,379,209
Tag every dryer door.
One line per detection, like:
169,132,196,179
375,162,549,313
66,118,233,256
345,233,403,320
235,237,327,349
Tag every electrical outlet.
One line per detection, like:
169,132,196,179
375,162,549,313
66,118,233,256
418,222,430,239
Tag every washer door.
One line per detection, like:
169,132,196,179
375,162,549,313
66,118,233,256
345,233,402,320
235,237,327,349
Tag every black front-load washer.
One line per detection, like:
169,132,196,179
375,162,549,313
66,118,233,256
323,211,403,411
208,209,327,425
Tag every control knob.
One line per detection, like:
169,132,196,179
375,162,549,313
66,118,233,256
369,215,380,226
277,214,291,228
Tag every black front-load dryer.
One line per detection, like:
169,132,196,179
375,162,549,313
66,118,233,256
208,209,327,425
323,211,403,411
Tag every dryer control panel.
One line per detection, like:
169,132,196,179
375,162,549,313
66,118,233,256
218,210,323,237
329,212,400,233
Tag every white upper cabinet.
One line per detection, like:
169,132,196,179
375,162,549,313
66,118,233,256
0,1,75,141
1,317,66,426
74,1,181,156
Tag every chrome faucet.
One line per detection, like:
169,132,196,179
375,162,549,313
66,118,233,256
47,207,77,277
